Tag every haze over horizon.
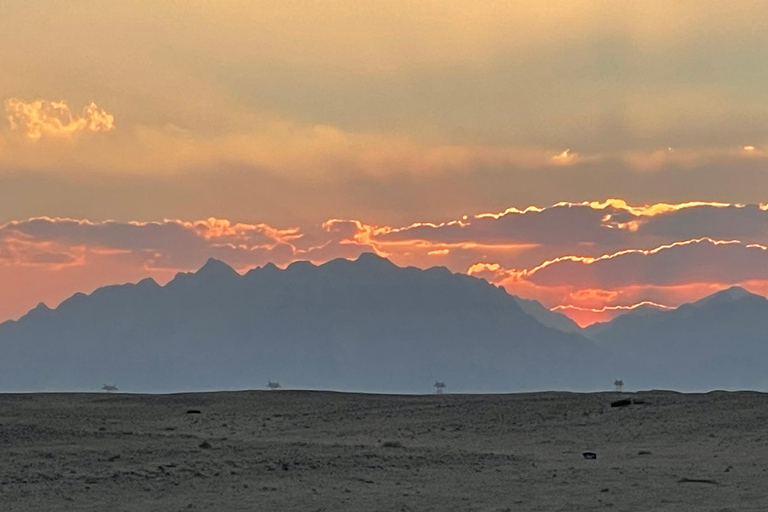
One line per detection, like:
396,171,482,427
3,2,768,327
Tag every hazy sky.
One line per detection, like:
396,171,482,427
2,1,768,325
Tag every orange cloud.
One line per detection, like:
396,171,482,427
0,230,85,270
520,238,768,288
5,99,115,140
501,238,766,284
584,199,734,217
552,301,675,313
551,301,675,327
5,200,768,326
377,199,768,255
566,288,620,306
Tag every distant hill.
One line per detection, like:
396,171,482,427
0,254,610,393
511,296,581,333
585,287,768,391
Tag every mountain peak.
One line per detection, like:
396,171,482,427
714,286,753,301
356,252,384,261
312,253,397,273
33,302,51,312
690,286,759,308
286,260,316,272
136,277,159,288
196,258,238,278
355,252,396,267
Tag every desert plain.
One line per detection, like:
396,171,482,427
1,390,767,511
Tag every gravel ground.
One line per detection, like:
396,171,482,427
1,390,766,511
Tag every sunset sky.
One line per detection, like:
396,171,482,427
3,1,768,326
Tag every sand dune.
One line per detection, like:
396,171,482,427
1,390,766,511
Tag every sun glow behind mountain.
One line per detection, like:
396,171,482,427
4,200,768,326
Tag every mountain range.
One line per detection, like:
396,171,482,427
1,254,766,393
584,286,768,391
0,254,607,393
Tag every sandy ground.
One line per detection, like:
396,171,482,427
1,390,767,511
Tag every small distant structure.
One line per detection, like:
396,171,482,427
102,384,118,392
267,381,281,390
434,381,446,394
614,379,624,392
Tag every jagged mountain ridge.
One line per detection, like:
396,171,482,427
0,254,609,393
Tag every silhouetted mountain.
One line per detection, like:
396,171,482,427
196,257,241,279
0,254,611,393
584,305,667,338
511,297,581,333
585,287,768,391
685,286,754,309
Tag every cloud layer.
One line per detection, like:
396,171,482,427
4,200,768,326
2,3,768,224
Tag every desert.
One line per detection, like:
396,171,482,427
2,389,766,511
6,3,768,511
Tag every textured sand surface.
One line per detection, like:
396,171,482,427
1,390,767,511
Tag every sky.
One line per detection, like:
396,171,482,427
2,1,768,326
